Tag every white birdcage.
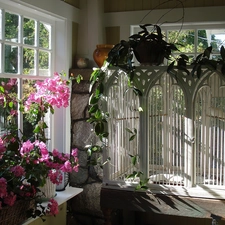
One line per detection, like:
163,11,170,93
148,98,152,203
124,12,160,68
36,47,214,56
103,66,225,189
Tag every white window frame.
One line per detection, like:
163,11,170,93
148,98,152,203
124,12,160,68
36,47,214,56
131,22,225,65
0,0,71,154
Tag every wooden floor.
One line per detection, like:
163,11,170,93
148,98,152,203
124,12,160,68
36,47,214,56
111,210,225,225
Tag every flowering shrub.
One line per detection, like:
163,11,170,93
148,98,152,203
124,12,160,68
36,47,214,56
0,72,79,219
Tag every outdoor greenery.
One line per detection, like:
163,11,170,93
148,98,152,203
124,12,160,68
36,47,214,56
5,12,49,74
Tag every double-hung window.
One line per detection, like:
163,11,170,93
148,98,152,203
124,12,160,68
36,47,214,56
0,2,67,152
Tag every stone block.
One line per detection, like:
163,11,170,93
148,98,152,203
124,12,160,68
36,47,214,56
72,121,94,147
70,167,88,185
71,93,89,120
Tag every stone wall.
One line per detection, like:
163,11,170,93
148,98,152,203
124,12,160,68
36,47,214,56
68,69,105,225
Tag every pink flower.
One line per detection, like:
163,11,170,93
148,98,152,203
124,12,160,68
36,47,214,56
4,192,17,206
47,199,59,215
35,141,49,160
48,170,63,185
71,148,78,157
10,165,25,177
25,73,70,109
20,140,34,155
0,138,6,157
73,165,79,172
0,177,7,198
10,109,18,116
61,161,72,172
52,149,60,157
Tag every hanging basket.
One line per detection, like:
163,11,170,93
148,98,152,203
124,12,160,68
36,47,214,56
38,178,56,200
0,200,33,225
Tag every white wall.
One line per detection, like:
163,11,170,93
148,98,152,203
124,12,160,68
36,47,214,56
104,6,225,40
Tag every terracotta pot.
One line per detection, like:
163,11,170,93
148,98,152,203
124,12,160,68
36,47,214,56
93,44,114,67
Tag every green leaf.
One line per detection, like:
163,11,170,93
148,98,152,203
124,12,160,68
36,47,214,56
33,125,41,133
89,93,99,105
0,86,4,93
125,128,133,134
126,171,138,179
89,104,99,113
95,122,104,135
129,134,136,141
220,46,225,62
87,148,92,156
132,87,142,96
102,132,109,138
8,101,14,108
94,109,102,119
221,64,225,76
197,65,202,79
132,155,137,166
98,82,104,95
91,145,101,152
204,46,212,58
90,69,100,82
167,61,175,74
75,74,83,84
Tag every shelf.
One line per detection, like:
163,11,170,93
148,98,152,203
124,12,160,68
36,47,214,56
22,186,83,225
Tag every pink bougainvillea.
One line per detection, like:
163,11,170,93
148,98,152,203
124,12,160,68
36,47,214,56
0,72,80,220
47,198,59,216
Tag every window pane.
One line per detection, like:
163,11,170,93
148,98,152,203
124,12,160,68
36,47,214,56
39,22,50,49
23,17,35,46
0,10,2,40
5,12,19,42
22,79,50,141
0,44,2,73
198,29,225,53
168,29,195,53
0,78,18,134
23,47,35,75
39,50,49,76
5,45,18,73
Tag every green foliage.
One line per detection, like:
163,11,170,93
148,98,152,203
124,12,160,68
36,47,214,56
125,128,137,141
168,45,225,79
135,178,149,191
4,12,50,74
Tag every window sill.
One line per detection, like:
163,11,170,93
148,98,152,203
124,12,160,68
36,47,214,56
103,182,225,200
22,186,83,225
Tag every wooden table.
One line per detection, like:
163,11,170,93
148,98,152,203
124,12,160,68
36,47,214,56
100,187,225,225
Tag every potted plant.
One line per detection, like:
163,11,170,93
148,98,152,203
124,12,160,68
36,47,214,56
0,72,80,224
106,23,178,81
130,24,178,65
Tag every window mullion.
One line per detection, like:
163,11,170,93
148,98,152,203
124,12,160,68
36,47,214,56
34,20,39,75
18,14,23,74
17,78,23,139
1,9,5,73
